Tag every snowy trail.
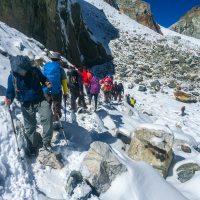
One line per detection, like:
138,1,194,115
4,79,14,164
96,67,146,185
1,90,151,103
0,105,36,200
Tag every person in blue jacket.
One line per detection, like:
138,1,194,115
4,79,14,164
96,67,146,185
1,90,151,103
5,55,53,155
43,52,68,121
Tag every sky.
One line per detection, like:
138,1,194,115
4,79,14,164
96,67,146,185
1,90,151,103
145,0,200,27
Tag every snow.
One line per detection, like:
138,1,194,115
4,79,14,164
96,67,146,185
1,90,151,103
1,0,200,199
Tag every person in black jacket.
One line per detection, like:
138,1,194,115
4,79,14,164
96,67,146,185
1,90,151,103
67,68,86,112
5,55,53,154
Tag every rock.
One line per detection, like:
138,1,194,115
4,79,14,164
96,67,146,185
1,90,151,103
138,85,147,92
181,144,192,153
168,80,177,88
170,59,179,64
170,6,200,39
128,83,134,89
0,0,109,66
65,171,98,199
150,80,161,91
37,151,64,169
81,141,127,193
177,163,200,183
105,0,162,34
128,124,174,177
174,90,197,103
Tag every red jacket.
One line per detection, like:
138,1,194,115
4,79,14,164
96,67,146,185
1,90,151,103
82,69,92,86
100,76,113,92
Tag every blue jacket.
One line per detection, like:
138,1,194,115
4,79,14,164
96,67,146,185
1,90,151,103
6,68,48,103
43,62,61,95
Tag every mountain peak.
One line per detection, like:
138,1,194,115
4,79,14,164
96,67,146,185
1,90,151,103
170,5,200,39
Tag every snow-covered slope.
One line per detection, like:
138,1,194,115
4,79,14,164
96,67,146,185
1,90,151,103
1,1,200,200
76,0,200,91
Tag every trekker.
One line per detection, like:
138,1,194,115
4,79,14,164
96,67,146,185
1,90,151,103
126,94,135,108
116,82,124,101
100,75,113,103
68,68,86,112
111,81,118,100
82,67,91,96
89,74,100,111
5,55,53,155
43,52,68,121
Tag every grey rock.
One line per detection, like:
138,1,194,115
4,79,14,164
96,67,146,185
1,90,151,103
170,6,200,39
81,142,127,193
168,80,177,88
37,151,64,169
65,171,98,199
177,163,200,183
150,80,161,91
138,85,147,92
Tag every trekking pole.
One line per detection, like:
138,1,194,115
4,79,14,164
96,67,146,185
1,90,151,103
8,105,23,160
64,99,67,122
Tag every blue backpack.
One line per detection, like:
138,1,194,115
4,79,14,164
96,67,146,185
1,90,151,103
43,62,61,95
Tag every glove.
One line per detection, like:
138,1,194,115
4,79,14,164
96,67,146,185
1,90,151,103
5,97,12,106
45,81,52,89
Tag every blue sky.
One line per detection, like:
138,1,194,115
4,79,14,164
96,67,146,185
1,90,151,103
144,0,200,27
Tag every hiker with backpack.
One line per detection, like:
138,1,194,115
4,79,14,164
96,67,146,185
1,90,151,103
100,75,113,103
89,73,100,111
43,52,68,121
68,68,86,112
111,81,118,100
116,82,124,101
82,66,92,96
5,55,53,155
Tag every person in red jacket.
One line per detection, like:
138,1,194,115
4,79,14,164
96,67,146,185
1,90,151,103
82,67,92,96
100,75,113,103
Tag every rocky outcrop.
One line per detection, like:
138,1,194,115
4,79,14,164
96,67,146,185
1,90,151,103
128,124,174,177
104,0,162,34
170,6,200,39
81,141,126,193
0,0,109,66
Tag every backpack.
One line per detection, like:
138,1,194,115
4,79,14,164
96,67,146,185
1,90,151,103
43,62,61,95
103,76,112,92
10,55,32,76
68,69,80,90
90,76,100,94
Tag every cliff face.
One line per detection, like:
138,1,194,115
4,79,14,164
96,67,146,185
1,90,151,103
170,6,200,39
104,0,162,34
0,0,109,66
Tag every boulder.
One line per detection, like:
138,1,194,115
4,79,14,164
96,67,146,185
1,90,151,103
128,124,174,177
174,90,197,103
177,163,200,183
37,151,64,169
81,142,127,193
138,85,147,92
150,80,161,91
168,80,177,88
65,171,97,199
